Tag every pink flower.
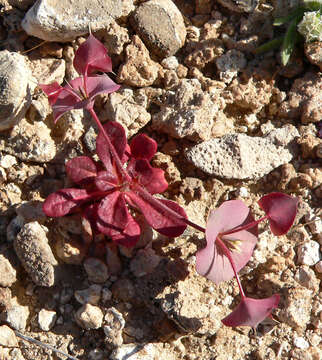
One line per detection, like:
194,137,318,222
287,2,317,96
40,35,120,122
196,200,258,284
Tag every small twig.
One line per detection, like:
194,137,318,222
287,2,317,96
14,330,80,360
21,40,48,54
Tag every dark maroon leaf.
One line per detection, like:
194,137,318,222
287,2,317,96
43,188,91,217
258,192,299,235
126,191,187,237
95,170,119,192
222,294,280,328
130,134,157,161
66,156,97,185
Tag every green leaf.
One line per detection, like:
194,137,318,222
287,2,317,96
254,37,284,54
303,0,322,11
281,17,301,66
273,7,305,26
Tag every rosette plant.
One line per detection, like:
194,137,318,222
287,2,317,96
41,33,299,329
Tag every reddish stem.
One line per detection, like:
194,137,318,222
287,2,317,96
216,236,246,298
220,216,268,236
89,108,132,183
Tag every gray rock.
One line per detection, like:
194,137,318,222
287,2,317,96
185,125,299,179
0,118,56,163
75,304,103,329
38,308,57,331
216,49,247,83
216,0,258,12
84,258,109,284
22,0,135,42
103,307,125,348
0,254,16,287
130,247,161,277
0,325,18,347
14,222,57,287
131,0,186,58
152,79,225,142
0,51,35,131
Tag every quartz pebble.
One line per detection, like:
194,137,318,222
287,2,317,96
297,241,320,266
294,337,310,350
0,255,16,287
75,304,103,330
5,304,29,331
0,325,18,347
38,309,57,331
84,258,109,283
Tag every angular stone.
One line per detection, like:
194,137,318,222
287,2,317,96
0,118,56,163
14,222,57,287
0,51,35,131
5,304,29,331
0,325,18,347
84,258,109,283
74,284,102,305
22,0,134,42
304,41,322,71
118,35,163,87
130,0,186,58
152,79,226,141
75,304,103,329
297,241,320,266
103,307,125,348
0,254,16,287
38,309,57,331
29,57,65,85
185,125,299,179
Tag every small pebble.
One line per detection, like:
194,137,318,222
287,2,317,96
297,241,320,266
84,258,109,283
74,284,102,305
75,304,103,329
294,337,309,350
38,309,57,331
0,325,18,347
5,304,29,331
0,254,16,287
101,287,113,303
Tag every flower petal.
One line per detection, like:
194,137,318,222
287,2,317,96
73,34,113,76
205,200,251,244
43,188,91,217
221,294,280,328
96,121,127,170
125,191,187,237
127,159,168,195
258,192,299,235
66,156,97,185
196,229,257,284
97,191,141,247
130,134,157,161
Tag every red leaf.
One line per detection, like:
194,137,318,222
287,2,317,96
96,191,141,246
96,122,127,170
85,75,120,100
222,294,280,328
95,170,119,191
127,159,168,195
196,200,258,284
73,34,113,76
43,188,91,217
130,134,157,161
258,192,299,235
66,156,97,185
126,192,187,237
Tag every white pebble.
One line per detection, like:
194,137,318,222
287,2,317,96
297,241,320,266
293,337,309,350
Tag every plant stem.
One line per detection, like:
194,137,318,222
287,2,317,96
220,216,268,236
216,236,246,298
89,108,132,183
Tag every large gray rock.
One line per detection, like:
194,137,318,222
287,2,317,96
0,51,35,131
22,0,135,42
130,0,186,58
185,125,299,179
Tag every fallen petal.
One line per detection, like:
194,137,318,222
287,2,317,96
222,294,280,328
